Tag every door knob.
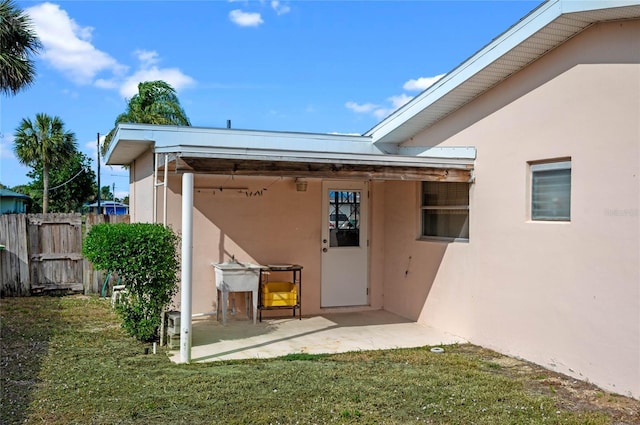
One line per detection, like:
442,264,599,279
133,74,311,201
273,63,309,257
322,239,327,243
322,248,328,252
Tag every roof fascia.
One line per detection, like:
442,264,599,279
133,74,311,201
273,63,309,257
114,123,372,145
104,124,155,164
560,0,639,13
106,123,382,165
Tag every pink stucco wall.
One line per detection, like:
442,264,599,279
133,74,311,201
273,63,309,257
154,174,385,318
128,149,155,223
382,20,640,397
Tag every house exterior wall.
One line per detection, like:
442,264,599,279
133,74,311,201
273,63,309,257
128,149,155,223
383,20,640,397
0,198,28,214
157,174,385,318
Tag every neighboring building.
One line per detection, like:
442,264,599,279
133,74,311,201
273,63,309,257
86,201,129,215
106,1,640,398
0,188,30,214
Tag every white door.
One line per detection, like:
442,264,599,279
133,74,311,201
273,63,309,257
321,181,368,307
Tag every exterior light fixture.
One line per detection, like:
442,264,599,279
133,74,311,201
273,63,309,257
295,178,308,192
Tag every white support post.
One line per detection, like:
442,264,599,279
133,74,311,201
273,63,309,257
180,172,194,363
163,154,169,226
153,153,158,224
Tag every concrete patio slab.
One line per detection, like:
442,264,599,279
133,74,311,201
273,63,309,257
169,310,466,363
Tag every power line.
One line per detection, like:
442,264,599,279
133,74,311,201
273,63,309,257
49,167,88,191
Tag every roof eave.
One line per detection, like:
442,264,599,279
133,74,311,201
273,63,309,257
106,123,382,166
366,0,640,146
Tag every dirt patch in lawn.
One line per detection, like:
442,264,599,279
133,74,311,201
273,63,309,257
456,345,640,425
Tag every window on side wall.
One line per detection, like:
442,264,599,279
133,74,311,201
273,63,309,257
530,160,571,221
421,181,469,240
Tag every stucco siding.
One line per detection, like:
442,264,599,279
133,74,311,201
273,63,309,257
162,175,384,317
384,20,640,397
129,149,155,223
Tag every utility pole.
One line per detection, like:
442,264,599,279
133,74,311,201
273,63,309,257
97,133,101,212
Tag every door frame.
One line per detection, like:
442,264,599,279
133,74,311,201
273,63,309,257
320,180,369,308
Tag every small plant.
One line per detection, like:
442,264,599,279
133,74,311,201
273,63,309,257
83,223,179,342
340,409,361,419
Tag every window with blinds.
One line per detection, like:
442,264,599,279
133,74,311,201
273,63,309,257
531,160,571,221
421,181,470,240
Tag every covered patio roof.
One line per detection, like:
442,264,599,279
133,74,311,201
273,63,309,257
106,123,475,182
105,123,475,363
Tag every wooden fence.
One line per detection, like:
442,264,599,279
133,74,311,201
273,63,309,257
0,213,129,296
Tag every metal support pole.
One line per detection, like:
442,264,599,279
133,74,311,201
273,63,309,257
97,133,101,211
163,154,168,226
179,172,194,363
153,153,158,223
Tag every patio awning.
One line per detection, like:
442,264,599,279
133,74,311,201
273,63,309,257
107,124,475,183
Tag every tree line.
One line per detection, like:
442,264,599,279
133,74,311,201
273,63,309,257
1,0,190,213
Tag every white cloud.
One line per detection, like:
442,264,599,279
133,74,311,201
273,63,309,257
271,1,291,15
345,101,393,120
94,78,119,90
95,50,195,98
388,93,413,109
84,135,107,159
26,4,194,99
346,93,414,121
229,9,264,27
345,101,379,114
134,49,160,68
0,135,32,187
119,67,195,98
0,135,16,159
26,3,127,85
372,108,393,120
403,73,445,91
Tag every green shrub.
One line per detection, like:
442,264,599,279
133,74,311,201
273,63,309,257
83,223,179,341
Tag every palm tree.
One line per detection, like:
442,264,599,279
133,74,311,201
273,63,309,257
14,113,77,213
102,80,190,157
0,0,41,96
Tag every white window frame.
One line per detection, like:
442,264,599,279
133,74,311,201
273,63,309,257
419,181,470,242
530,159,571,222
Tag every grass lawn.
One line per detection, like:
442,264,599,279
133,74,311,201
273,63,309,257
1,295,638,424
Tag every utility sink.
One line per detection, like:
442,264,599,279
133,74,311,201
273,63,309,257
212,259,263,325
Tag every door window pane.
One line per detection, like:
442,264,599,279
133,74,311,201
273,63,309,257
328,191,360,247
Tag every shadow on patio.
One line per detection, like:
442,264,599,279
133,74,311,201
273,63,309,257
169,310,466,363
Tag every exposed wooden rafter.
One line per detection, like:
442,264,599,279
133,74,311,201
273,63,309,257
172,157,472,182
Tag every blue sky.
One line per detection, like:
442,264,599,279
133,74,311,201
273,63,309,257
1,0,542,197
